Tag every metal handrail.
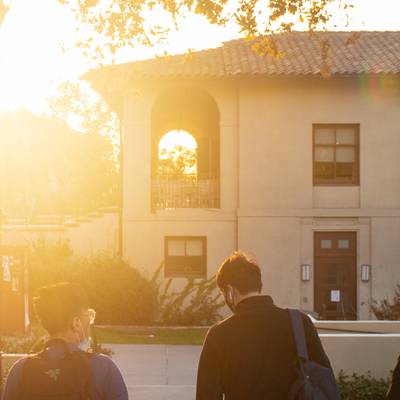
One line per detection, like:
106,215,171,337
152,176,219,210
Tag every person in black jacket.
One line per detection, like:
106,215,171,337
386,357,400,399
196,251,333,400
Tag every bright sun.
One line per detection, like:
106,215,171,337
159,130,197,155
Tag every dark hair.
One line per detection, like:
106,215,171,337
33,282,89,335
216,251,262,295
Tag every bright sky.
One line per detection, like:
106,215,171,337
159,130,197,154
0,0,399,114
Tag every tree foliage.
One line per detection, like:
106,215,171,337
158,144,197,178
57,0,354,61
0,109,118,217
0,1,9,26
47,80,120,161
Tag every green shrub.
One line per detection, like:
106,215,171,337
77,256,158,325
26,242,224,327
370,284,400,320
0,325,48,354
153,263,224,326
29,242,158,325
337,371,390,400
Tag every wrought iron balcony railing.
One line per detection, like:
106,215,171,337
151,175,219,210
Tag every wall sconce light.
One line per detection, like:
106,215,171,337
301,264,311,281
361,264,371,282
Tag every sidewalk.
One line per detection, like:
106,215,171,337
109,344,202,400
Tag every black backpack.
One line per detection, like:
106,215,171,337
288,310,341,400
20,339,92,400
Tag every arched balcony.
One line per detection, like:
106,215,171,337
151,88,220,211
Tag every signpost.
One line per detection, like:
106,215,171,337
0,246,29,336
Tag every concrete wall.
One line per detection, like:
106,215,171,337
238,77,400,210
1,332,400,381
0,211,118,259
235,77,400,317
320,334,400,379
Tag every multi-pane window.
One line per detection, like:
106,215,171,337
164,236,207,278
313,124,360,185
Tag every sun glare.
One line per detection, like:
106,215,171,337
0,0,398,114
159,130,197,155
158,130,198,175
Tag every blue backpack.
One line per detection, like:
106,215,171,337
288,310,341,400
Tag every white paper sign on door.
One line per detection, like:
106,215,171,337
330,290,341,303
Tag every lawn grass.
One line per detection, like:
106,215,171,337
94,326,208,345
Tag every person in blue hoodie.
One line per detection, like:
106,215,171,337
2,282,128,400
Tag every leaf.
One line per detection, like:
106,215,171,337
56,0,350,63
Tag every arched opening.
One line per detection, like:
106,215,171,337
158,130,198,177
151,88,220,211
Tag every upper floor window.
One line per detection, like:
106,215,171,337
313,124,360,186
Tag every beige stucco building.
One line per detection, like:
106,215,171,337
86,31,400,320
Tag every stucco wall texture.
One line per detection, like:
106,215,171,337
121,76,400,320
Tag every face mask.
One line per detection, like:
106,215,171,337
77,319,91,351
78,338,91,352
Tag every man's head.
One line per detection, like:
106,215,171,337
34,282,95,345
216,251,262,312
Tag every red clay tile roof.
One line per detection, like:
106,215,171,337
84,31,400,84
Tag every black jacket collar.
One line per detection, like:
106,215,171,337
235,295,274,313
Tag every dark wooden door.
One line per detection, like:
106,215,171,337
314,232,357,320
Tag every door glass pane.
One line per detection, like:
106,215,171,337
338,239,350,249
186,240,203,256
168,240,185,256
336,128,356,145
321,239,332,249
315,128,335,144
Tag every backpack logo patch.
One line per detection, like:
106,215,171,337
44,368,61,381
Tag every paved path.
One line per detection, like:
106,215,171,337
108,344,202,400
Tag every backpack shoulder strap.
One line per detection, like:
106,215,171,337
289,309,309,361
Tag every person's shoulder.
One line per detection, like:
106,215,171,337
211,313,237,330
298,311,317,329
285,308,316,324
287,309,319,339
89,352,115,367
86,352,128,399
87,352,122,380
6,357,28,374
205,314,237,340
2,357,29,398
